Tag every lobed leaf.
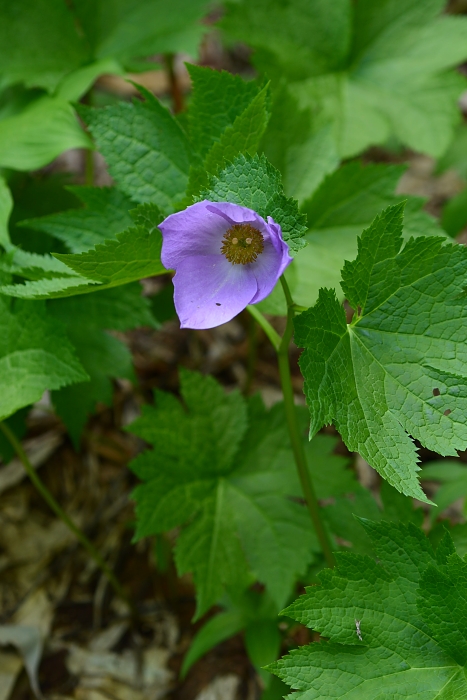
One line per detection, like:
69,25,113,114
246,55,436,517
295,202,467,501
270,520,467,699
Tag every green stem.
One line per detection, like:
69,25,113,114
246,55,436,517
244,312,258,396
0,422,135,611
276,277,336,568
246,304,281,350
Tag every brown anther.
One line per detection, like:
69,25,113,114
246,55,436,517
221,223,264,265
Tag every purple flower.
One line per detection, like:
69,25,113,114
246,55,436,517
159,200,292,329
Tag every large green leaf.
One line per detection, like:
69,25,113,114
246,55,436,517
0,0,89,92
222,0,467,158
270,520,467,699
294,203,467,501
79,88,194,214
128,371,351,617
0,97,92,171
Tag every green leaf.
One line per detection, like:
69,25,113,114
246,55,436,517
294,202,467,501
0,97,92,171
222,0,467,158
0,0,89,92
0,177,13,249
441,188,467,238
181,610,245,678
50,283,155,445
187,65,264,158
186,83,270,199
437,122,467,182
0,203,165,299
0,298,87,420
55,58,124,102
74,0,210,64
221,0,350,83
128,371,329,617
259,162,447,315
21,187,135,253
261,84,339,206
196,153,307,253
270,520,467,699
79,88,194,214
421,460,467,517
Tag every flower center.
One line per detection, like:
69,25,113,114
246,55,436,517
220,224,264,265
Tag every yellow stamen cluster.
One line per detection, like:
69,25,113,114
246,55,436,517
220,223,264,265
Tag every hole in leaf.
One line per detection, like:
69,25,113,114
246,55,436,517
433,388,440,396
444,409,452,416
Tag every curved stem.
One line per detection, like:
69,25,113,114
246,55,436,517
0,422,136,612
255,277,336,568
247,304,281,350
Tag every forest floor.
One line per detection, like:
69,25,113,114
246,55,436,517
1,40,467,700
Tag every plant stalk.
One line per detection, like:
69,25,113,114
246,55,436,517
165,53,184,113
255,277,336,568
0,421,135,611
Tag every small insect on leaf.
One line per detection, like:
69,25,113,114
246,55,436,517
355,619,363,641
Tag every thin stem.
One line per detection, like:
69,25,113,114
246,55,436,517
246,304,281,350
84,148,94,186
278,277,336,568
164,53,184,113
0,422,136,612
244,312,258,396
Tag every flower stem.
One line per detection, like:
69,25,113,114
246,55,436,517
246,305,281,350
250,278,336,568
0,421,136,612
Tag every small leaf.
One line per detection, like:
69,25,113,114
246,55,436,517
197,153,307,253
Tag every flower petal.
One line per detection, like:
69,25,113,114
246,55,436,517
249,220,293,304
205,202,267,228
159,201,229,269
173,254,258,329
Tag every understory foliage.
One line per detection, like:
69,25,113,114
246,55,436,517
2,1,467,698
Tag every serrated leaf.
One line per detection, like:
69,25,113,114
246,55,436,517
259,162,447,315
128,371,338,617
0,298,87,420
186,83,270,199
270,520,467,699
222,0,467,158
196,153,307,253
1,204,166,299
294,202,467,501
187,65,263,158
21,187,135,253
79,88,194,214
